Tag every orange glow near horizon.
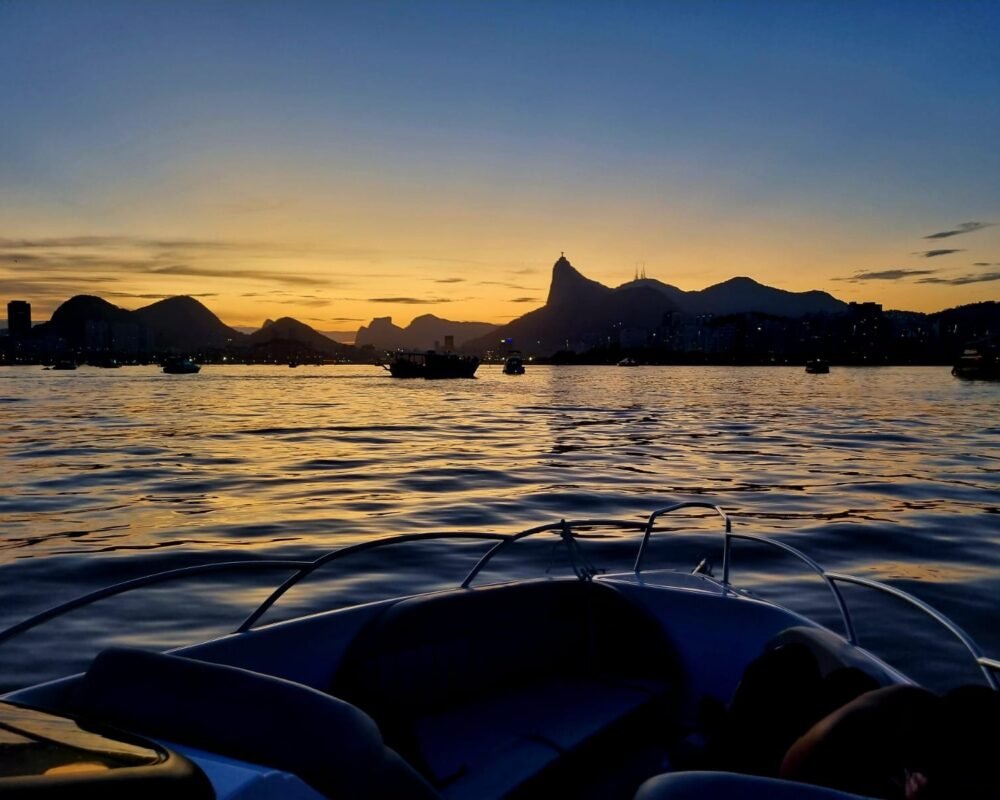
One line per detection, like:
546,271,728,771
3,3,998,329
4,204,999,331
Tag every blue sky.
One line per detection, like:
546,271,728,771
2,0,999,325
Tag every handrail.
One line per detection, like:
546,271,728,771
1,508,995,693
0,560,313,647
716,531,997,690
633,502,731,574
460,518,649,588
722,532,857,645
825,572,999,691
979,657,1000,675
237,531,507,631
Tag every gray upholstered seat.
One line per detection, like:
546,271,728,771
332,579,682,796
72,647,438,800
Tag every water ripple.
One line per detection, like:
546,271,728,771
0,364,997,690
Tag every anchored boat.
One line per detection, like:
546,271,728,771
162,357,201,375
383,350,479,379
952,337,999,380
0,503,996,799
503,351,525,375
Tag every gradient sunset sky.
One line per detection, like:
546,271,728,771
2,1,999,329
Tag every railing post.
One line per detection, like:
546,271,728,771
722,531,731,587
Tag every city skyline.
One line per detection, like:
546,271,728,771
2,1,999,327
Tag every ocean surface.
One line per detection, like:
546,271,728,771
0,364,997,692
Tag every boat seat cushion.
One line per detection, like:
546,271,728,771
71,647,438,800
420,676,665,791
332,579,681,790
634,771,871,799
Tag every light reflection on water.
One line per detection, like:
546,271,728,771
0,364,997,690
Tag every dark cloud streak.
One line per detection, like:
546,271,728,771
367,297,453,304
923,222,993,239
916,271,1000,285
834,269,937,282
151,264,330,287
916,249,963,258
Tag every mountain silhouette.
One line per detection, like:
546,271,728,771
41,295,136,340
468,255,850,354
249,317,345,355
624,275,847,316
355,313,497,350
134,296,245,350
466,256,677,354
33,294,342,356
547,255,609,306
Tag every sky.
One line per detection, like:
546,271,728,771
2,0,999,329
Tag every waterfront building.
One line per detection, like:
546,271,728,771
7,301,31,338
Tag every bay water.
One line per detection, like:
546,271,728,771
1,365,997,691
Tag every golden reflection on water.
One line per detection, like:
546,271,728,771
1,364,997,557
0,364,996,688
857,561,997,583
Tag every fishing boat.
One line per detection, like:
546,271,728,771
1,503,995,799
503,351,525,375
51,360,77,371
162,357,201,375
618,357,639,367
383,350,479,379
951,338,999,380
805,359,830,374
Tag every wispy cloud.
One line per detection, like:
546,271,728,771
1,236,330,288
478,280,537,290
510,296,539,303
432,278,465,284
915,249,963,258
923,221,993,240
104,291,219,300
916,271,1000,285
0,235,289,252
367,296,453,304
974,262,999,267
151,264,330,287
269,297,331,307
835,269,938,282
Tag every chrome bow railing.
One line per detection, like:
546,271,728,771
0,502,995,689
630,505,998,690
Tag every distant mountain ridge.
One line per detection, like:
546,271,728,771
33,294,246,351
16,265,993,363
355,314,497,351
466,255,850,354
249,317,345,355
621,275,847,316
134,295,243,349
31,294,347,356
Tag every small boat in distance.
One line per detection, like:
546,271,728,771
162,357,201,375
51,360,77,371
805,359,830,374
952,338,999,380
383,350,479,379
503,350,525,375
618,357,639,367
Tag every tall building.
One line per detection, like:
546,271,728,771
7,301,31,338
